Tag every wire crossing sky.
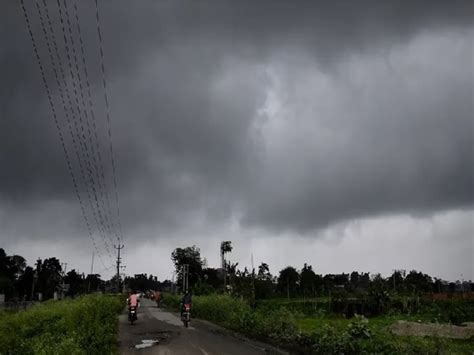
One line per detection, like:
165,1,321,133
17,0,125,272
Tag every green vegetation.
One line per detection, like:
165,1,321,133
164,293,474,354
0,294,124,354
163,242,474,353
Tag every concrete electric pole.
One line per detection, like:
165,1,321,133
114,242,124,293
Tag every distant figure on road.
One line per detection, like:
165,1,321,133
180,291,192,317
154,291,162,308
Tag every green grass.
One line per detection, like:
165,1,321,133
0,294,124,355
296,314,474,354
164,293,474,354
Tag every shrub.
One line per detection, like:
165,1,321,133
0,294,123,354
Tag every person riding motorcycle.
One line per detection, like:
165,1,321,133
180,291,192,317
127,291,140,309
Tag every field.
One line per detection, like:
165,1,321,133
0,294,124,354
163,293,474,354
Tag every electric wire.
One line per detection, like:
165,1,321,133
37,0,114,262
20,0,110,271
72,0,118,243
56,0,115,253
61,0,117,246
94,0,124,243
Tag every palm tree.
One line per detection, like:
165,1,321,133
220,241,233,269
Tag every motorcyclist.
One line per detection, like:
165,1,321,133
127,291,140,309
155,290,162,308
180,291,192,317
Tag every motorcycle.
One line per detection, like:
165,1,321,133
181,303,191,328
128,306,138,325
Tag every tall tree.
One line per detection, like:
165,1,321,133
388,270,405,293
277,266,299,298
300,263,320,296
220,241,233,269
171,245,204,292
16,266,34,300
65,269,85,297
36,257,62,299
255,262,274,299
405,270,433,293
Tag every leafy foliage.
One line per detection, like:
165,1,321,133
164,292,474,354
0,294,124,354
171,245,204,291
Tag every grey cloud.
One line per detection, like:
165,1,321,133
0,0,473,247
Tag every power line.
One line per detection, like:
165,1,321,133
20,0,111,271
61,0,117,246
94,0,124,243
56,0,115,254
38,0,113,262
72,0,118,242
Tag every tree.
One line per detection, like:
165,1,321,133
257,263,271,281
300,263,320,297
171,246,204,292
86,274,102,293
17,266,34,300
387,270,405,293
220,241,233,268
0,249,27,299
277,266,299,299
8,255,27,280
36,257,62,299
202,267,221,289
405,270,433,293
255,262,274,299
65,269,85,297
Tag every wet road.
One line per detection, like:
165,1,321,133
118,298,287,355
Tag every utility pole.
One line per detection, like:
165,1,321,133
87,252,94,293
182,264,189,293
31,258,41,301
251,254,255,307
171,272,175,294
392,269,396,292
61,263,68,299
287,275,290,301
90,251,95,276
114,241,124,294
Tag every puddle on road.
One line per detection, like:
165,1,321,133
135,339,159,349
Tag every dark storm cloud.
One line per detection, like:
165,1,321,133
1,0,473,242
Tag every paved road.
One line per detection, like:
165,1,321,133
119,299,287,355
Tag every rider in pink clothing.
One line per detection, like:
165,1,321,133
127,292,139,308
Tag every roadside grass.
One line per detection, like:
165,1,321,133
296,314,474,354
0,294,124,355
163,292,474,354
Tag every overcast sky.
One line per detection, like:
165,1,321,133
1,0,473,281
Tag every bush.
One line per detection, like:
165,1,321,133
0,294,124,354
420,299,474,324
162,293,474,354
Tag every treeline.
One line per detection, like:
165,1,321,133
170,243,473,300
0,248,109,301
123,273,171,293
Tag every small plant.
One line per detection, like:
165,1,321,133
347,315,371,339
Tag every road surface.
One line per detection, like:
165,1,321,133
119,298,287,355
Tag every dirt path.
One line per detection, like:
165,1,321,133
118,298,287,355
